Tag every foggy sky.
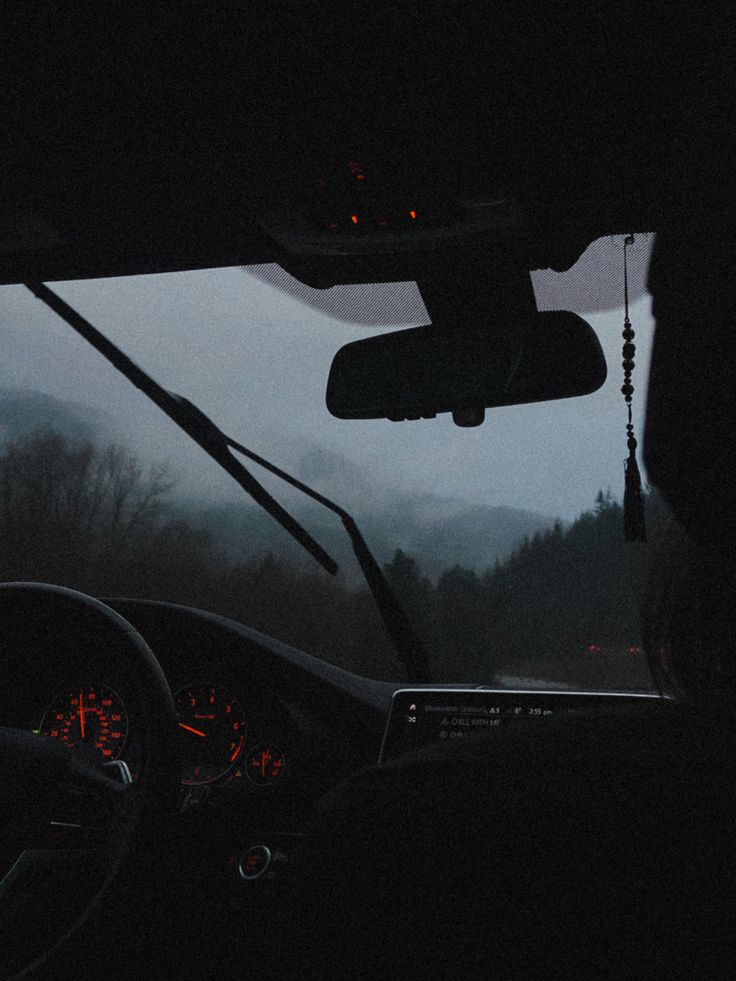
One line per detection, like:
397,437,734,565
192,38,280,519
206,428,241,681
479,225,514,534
0,265,653,523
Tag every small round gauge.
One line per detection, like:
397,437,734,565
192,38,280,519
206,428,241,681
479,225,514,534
174,683,246,785
246,745,286,786
39,685,128,763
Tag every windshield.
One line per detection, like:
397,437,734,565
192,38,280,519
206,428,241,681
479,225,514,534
0,238,660,690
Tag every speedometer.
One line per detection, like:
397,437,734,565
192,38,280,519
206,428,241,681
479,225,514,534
174,683,246,785
39,685,128,762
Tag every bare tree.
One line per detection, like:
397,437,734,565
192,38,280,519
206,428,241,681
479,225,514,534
0,430,174,584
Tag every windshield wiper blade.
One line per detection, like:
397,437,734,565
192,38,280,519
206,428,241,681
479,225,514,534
26,281,433,684
25,281,336,575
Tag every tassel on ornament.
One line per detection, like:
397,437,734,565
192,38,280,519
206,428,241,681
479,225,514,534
624,447,647,542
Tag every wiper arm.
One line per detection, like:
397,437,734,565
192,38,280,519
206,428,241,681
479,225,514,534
26,281,433,684
221,428,434,685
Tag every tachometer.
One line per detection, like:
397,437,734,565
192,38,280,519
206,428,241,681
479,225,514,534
174,683,246,785
39,685,128,762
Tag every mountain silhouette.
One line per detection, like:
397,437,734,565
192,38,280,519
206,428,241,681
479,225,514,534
1,388,556,582
0,388,103,445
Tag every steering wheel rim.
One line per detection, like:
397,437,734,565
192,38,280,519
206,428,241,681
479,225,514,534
0,582,179,981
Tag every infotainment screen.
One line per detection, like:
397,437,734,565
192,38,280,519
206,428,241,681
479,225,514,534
378,688,664,764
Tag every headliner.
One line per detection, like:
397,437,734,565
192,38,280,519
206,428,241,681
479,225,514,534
1,5,732,284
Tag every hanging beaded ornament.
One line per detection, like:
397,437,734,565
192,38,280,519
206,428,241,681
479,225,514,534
622,233,647,541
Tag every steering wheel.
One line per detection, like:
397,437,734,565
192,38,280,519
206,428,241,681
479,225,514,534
0,583,179,981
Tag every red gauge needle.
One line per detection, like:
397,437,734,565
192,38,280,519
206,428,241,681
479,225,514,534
79,691,86,740
178,722,207,738
230,736,244,763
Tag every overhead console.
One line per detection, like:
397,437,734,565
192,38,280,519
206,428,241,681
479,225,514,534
255,156,535,288
379,688,667,764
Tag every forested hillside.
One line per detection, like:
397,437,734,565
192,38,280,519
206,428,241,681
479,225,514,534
0,388,103,445
1,388,553,583
1,430,665,688
383,489,667,689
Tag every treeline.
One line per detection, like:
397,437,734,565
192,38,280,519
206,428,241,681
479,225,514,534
0,431,401,679
383,489,668,688
1,431,666,686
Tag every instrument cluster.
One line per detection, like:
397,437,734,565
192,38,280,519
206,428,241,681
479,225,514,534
32,677,289,793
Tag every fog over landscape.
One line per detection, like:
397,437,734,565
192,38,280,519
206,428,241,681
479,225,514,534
0,246,653,581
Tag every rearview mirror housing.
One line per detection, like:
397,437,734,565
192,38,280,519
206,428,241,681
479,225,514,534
326,311,606,422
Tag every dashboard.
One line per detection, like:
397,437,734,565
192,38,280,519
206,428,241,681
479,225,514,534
1,595,672,884
0,598,392,854
3,590,694,981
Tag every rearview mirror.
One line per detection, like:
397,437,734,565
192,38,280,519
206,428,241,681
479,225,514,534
326,311,607,424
